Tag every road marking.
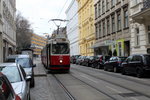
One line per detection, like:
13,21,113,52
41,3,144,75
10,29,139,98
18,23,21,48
80,74,99,83
130,97,139,100
105,86,122,93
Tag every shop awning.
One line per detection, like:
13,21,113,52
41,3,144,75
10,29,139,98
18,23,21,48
90,42,108,49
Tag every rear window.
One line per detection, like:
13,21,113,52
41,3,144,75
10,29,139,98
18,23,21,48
16,58,33,68
0,66,22,83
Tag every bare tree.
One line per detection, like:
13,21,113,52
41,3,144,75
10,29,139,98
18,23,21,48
16,12,33,53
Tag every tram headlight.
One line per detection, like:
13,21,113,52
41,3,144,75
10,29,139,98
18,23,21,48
60,60,63,63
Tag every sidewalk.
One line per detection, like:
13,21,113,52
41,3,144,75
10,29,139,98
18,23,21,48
33,57,47,76
31,57,55,100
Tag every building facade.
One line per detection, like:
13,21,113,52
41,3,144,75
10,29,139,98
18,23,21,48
2,0,16,61
66,0,80,56
94,0,130,56
76,0,95,56
130,0,150,54
0,0,3,62
31,33,47,57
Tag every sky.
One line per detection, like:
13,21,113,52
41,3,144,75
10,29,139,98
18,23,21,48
16,0,72,36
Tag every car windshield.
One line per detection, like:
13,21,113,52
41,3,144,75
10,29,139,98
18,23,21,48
0,66,21,83
52,43,69,54
16,58,32,68
144,55,150,65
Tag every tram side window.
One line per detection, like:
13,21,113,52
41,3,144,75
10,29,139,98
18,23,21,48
52,43,69,54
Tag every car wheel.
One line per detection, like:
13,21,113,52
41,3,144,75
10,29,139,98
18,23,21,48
114,67,118,73
121,68,126,75
30,77,35,88
136,68,144,78
104,66,107,71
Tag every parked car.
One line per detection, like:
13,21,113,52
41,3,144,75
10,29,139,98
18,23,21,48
121,54,150,78
82,56,91,66
5,55,36,87
104,56,127,73
0,72,21,100
71,55,80,64
0,63,30,100
76,56,86,65
92,55,111,69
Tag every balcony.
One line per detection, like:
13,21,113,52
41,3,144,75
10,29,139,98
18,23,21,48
131,0,150,24
142,0,150,10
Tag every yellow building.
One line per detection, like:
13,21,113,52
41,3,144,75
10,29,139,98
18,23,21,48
31,33,47,57
76,0,95,56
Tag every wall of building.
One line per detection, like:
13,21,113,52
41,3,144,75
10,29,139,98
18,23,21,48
2,0,16,61
94,0,130,56
66,0,80,56
77,0,95,56
0,0,3,62
130,0,149,54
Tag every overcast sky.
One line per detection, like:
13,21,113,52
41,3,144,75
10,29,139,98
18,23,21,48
16,0,71,36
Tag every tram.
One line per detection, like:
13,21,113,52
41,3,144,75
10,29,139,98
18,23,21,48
41,37,70,72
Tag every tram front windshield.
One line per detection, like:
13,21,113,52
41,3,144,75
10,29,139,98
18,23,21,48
52,43,69,54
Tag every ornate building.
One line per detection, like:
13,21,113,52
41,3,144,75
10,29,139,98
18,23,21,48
2,0,16,61
76,0,95,56
93,0,130,56
130,0,150,54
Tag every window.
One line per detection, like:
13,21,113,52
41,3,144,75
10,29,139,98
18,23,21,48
111,0,115,7
124,9,129,28
99,22,101,38
148,32,150,44
132,56,142,62
102,0,105,13
111,15,115,33
118,42,122,56
117,12,121,31
95,5,97,19
106,0,109,10
98,2,101,16
103,20,105,36
107,18,110,35
135,28,140,46
95,24,98,39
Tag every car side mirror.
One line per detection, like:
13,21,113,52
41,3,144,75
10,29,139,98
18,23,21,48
26,76,31,81
33,64,36,67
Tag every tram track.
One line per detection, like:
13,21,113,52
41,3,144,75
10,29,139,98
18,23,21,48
73,65,150,87
72,68,150,99
51,74,76,100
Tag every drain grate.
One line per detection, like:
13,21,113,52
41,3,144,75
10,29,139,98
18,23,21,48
119,93,141,97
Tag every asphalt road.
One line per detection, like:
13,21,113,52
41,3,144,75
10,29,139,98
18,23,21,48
31,61,150,100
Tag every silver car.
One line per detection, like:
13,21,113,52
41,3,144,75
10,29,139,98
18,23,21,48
0,63,30,100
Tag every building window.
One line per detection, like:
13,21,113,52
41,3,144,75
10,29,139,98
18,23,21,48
118,42,122,56
107,18,110,35
95,5,97,19
98,2,101,16
99,22,101,38
106,0,109,11
102,0,105,14
95,25,98,39
117,12,121,31
148,26,150,44
111,15,115,33
111,0,115,7
135,28,140,46
124,9,129,28
103,20,105,36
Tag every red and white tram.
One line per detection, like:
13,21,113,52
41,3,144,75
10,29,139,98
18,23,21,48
41,37,70,72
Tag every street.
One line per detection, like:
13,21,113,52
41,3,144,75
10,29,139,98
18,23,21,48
31,58,150,100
